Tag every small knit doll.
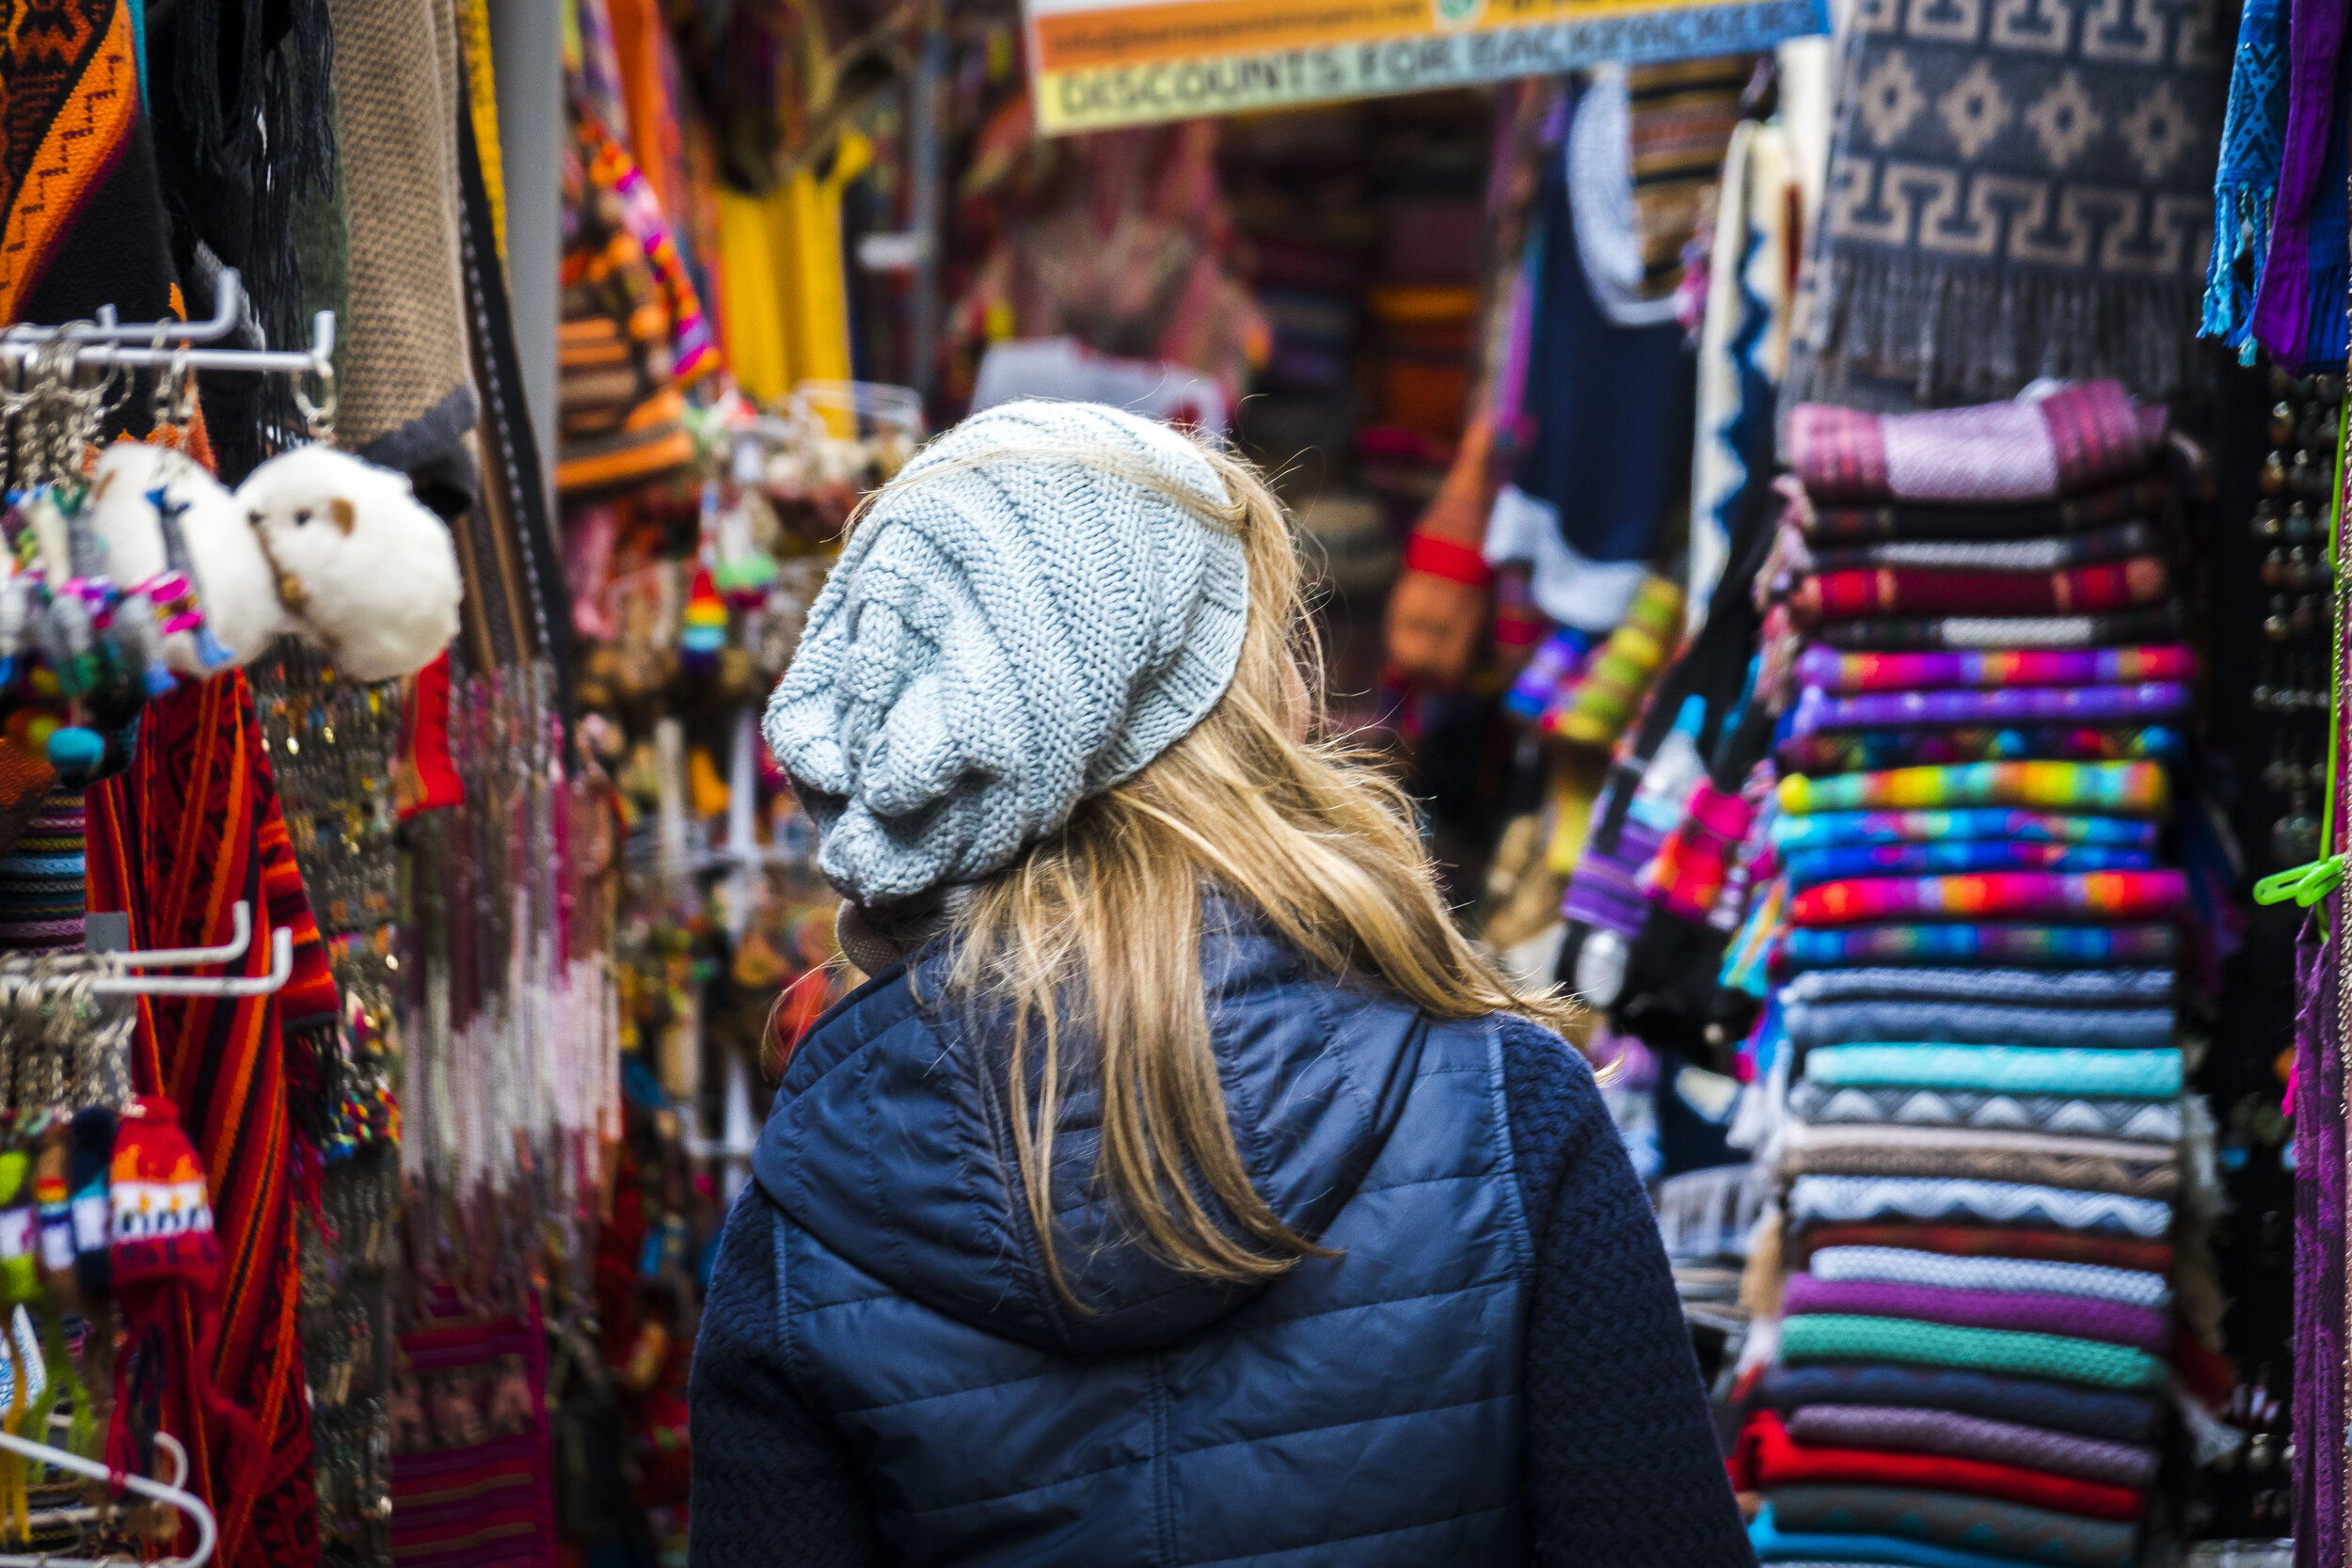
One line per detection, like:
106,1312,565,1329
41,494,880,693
104,1098,237,1492
680,561,729,668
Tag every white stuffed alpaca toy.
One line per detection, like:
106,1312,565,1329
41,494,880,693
87,443,462,683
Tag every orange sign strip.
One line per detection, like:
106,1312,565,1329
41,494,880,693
1033,0,1430,71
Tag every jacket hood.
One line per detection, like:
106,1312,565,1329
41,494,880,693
750,901,1428,1356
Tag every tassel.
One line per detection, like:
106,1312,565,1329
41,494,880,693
193,626,235,672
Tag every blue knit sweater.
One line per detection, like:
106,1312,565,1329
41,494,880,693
690,1003,1749,1566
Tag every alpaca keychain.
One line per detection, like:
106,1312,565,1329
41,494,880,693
87,353,464,685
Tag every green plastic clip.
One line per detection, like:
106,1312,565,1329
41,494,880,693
2255,856,2346,908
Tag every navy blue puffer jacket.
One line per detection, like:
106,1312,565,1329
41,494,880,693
690,907,1753,1567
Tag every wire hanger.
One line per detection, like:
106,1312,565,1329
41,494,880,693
0,270,333,377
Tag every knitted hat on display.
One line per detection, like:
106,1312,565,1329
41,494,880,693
106,1098,219,1291
764,402,1248,906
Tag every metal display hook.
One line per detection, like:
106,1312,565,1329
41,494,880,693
0,270,334,377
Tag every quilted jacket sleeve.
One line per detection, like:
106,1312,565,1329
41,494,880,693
689,1189,889,1568
1498,1016,1757,1568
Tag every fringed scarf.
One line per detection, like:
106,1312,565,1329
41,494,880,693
2244,0,2352,370
85,671,333,1566
1795,0,2225,404
2199,0,2286,360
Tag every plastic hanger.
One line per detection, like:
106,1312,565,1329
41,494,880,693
0,903,293,999
0,1425,215,1566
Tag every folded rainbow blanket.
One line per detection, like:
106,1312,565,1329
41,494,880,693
1804,520,2159,576
1799,473,2170,546
1802,1045,2184,1099
1782,967,2175,1007
1791,559,2169,622
1776,762,2170,816
1795,643,2195,692
1780,922,2179,969
1782,842,2160,889
1785,1404,2157,1487
1777,1313,2168,1389
1753,1363,2164,1443
1772,809,2158,850
1749,1501,2065,1568
1768,1485,2137,1568
1780,1126,2180,1201
1810,1246,2168,1307
1790,870,2187,927
1784,998,2175,1050
1788,1082,2184,1144
1790,681,2189,735
1817,604,2185,652
1787,1175,2172,1240
1782,1275,2169,1351
1778,723,2185,776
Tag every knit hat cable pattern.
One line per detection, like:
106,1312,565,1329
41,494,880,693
764,401,1249,905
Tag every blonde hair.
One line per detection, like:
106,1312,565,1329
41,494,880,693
872,429,1587,1300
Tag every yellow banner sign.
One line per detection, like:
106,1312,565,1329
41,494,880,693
1027,0,1825,133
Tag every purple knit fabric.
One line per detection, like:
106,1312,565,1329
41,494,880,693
1561,819,1665,937
1781,1275,2169,1353
1791,683,2191,736
2293,917,2344,1568
1786,1403,2158,1488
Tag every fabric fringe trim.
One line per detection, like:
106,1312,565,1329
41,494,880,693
2201,182,2274,365
1800,251,2208,405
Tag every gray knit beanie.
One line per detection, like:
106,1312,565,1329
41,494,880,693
763,401,1249,906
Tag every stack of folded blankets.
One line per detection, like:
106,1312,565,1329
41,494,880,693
1737,382,2191,1568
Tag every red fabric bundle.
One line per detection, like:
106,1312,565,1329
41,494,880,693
1789,1222,2174,1275
1734,1411,2146,1521
1792,559,2169,622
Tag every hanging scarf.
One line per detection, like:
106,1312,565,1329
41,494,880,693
2200,0,2288,359
0,0,176,330
1793,0,2224,402
2245,0,2352,370
85,671,329,1566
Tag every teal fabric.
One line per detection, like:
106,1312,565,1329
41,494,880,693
1804,1044,2182,1099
